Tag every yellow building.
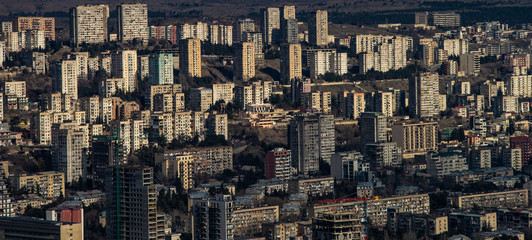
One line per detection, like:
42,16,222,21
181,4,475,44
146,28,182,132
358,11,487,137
156,155,194,190
232,205,279,237
179,38,202,77
280,43,302,82
12,171,65,198
234,42,255,81
450,189,528,209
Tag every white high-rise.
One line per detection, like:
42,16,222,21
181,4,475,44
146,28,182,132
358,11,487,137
118,4,149,42
111,50,137,92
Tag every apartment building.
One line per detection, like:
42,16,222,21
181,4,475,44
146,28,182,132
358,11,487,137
12,17,55,40
111,50,137,92
288,177,334,196
106,166,165,240
265,148,293,181
12,171,65,198
179,38,202,77
280,43,302,82
261,7,280,45
308,10,328,46
190,87,213,111
209,24,233,46
51,122,89,184
70,4,109,45
117,3,148,42
233,206,279,237
312,213,363,240
156,146,233,176
212,83,235,104
392,122,438,154
233,42,255,81
289,113,335,174
52,60,78,99
450,189,528,209
313,194,430,227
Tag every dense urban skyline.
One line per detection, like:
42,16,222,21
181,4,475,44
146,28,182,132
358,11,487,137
0,1,532,240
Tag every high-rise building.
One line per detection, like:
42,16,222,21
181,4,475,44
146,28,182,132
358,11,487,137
137,55,149,80
289,113,335,174
364,142,402,168
281,43,302,82
312,213,363,240
51,123,88,184
459,53,480,75
190,87,213,111
209,24,233,46
111,50,137,92
70,4,109,45
338,91,365,119
392,122,438,154
281,18,299,44
233,42,255,81
212,83,235,104
409,72,440,118
308,49,347,79
265,148,293,181
207,113,228,140
243,32,264,61
106,166,165,240
155,154,194,190
360,36,408,73
148,53,174,85
1,21,12,35
281,5,296,20
179,38,202,77
360,112,388,146
191,194,234,240
470,148,491,169
25,30,45,49
503,148,522,171
234,18,255,43
442,38,468,56
0,177,14,217
32,52,48,74
52,60,78,99
308,10,328,46
13,17,55,40
117,3,148,42
261,7,280,45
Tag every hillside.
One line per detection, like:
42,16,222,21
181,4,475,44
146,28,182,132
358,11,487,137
2,0,532,19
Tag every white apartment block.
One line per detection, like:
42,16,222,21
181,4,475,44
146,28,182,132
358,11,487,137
118,3,148,42
442,38,468,56
111,50,137,92
100,78,126,98
212,83,235,104
209,25,233,46
4,81,26,98
308,49,347,79
180,22,209,41
71,4,109,45
360,36,408,73
53,60,79,99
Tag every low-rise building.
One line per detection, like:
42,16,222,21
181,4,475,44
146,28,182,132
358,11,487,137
288,177,334,196
449,189,528,209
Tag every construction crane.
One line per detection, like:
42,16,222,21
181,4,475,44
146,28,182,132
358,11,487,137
317,196,380,240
